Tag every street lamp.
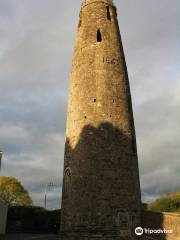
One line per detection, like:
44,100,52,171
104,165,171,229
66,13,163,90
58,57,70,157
44,182,55,209
0,145,3,171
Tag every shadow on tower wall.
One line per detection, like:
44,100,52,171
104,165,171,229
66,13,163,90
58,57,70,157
61,122,167,239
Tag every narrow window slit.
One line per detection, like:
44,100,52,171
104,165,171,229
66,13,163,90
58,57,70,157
64,168,72,196
97,29,102,42
106,6,111,21
94,99,96,102
78,19,82,28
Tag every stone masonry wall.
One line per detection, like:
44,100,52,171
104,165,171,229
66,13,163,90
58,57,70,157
0,200,8,235
142,211,180,240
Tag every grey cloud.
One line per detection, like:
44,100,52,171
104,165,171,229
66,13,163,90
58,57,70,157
3,159,63,208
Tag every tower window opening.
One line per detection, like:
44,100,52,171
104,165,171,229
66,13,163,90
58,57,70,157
106,6,111,21
78,19,82,28
97,29,102,42
94,99,96,102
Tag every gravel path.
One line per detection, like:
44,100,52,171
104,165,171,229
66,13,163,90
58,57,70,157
0,234,59,240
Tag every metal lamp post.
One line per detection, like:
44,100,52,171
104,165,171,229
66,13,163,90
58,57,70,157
44,182,54,209
0,145,3,171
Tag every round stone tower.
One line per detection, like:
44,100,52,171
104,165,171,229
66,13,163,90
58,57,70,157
60,0,142,239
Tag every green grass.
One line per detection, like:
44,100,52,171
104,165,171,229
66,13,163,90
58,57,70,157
147,192,180,213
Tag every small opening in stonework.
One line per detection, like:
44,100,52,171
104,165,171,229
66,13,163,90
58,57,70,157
64,168,72,196
78,11,82,28
106,6,111,20
78,19,81,28
113,99,115,103
94,99,96,102
97,29,102,42
84,116,87,119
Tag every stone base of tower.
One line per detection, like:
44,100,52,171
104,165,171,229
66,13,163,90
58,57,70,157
60,226,141,240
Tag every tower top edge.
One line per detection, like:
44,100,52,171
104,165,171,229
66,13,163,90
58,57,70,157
82,0,115,8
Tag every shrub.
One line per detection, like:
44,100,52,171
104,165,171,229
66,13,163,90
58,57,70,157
148,192,180,213
6,206,61,233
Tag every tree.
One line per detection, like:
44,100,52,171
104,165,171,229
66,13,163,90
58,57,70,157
147,192,180,213
0,176,32,206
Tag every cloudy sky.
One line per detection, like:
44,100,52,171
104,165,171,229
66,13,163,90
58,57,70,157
0,0,179,209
